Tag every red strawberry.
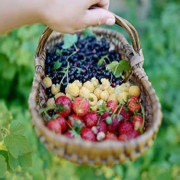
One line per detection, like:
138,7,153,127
97,121,107,133
101,112,111,122
55,96,72,117
73,97,90,116
84,111,99,128
118,134,128,142
128,96,141,114
127,130,140,140
116,106,130,121
118,121,133,135
67,114,82,128
119,130,140,142
56,116,67,133
132,115,143,131
46,119,61,134
106,100,117,113
105,133,118,141
81,128,96,141
107,115,122,133
64,131,74,139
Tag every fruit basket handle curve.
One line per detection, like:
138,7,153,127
36,14,142,60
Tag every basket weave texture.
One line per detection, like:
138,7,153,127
28,15,162,166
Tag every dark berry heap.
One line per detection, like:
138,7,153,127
45,35,124,95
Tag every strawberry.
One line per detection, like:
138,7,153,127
56,116,67,133
107,115,122,133
118,121,133,135
55,96,72,117
46,119,61,134
132,115,143,131
81,128,96,141
118,134,128,142
84,111,99,128
73,97,90,116
119,130,140,142
67,114,82,128
106,100,117,113
97,121,107,133
64,131,74,139
116,106,130,121
127,130,140,139
105,133,118,141
128,96,141,114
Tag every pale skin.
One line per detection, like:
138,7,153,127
0,0,115,34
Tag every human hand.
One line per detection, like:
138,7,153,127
41,0,115,33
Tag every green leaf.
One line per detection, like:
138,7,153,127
55,103,67,113
97,102,111,115
53,61,62,70
8,153,19,170
70,130,81,139
97,55,108,66
0,155,7,178
4,135,31,158
74,120,82,127
56,49,63,56
75,67,82,74
62,34,78,49
10,120,25,135
106,60,131,78
83,28,96,38
18,152,32,168
0,101,12,128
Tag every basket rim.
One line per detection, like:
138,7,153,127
29,27,162,151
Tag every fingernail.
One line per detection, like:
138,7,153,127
106,18,115,25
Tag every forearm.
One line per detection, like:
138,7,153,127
0,0,43,34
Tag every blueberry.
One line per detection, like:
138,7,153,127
62,61,67,67
46,87,51,94
45,66,51,74
46,57,51,64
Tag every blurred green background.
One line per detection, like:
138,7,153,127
0,0,180,179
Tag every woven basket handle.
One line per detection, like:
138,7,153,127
114,15,141,52
36,14,141,57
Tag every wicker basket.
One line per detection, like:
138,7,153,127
28,15,162,166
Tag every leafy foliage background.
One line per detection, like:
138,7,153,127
0,1,180,179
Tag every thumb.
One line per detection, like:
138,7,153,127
84,8,115,27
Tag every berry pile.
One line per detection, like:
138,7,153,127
40,79,145,142
44,34,124,98
40,31,145,142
